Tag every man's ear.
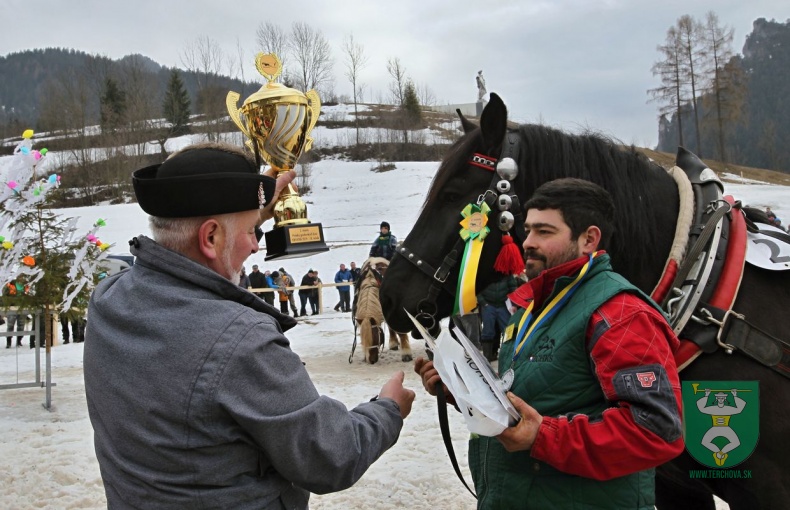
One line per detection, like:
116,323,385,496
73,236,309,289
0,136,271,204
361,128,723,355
198,219,222,262
578,225,602,255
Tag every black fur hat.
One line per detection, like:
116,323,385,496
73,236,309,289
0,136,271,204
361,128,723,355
132,144,276,218
380,221,390,230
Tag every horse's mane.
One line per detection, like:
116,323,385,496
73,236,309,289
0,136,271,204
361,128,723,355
428,123,675,281
514,124,671,267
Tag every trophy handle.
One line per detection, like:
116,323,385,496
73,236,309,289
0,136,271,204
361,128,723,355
304,89,321,152
226,91,250,138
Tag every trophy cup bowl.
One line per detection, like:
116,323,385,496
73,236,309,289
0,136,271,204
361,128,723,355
227,53,328,260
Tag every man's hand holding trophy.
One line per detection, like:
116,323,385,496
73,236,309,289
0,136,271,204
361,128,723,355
227,53,329,260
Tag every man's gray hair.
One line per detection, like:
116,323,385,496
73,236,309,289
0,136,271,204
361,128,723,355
149,214,240,253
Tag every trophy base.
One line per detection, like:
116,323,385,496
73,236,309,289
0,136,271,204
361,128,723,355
264,222,329,261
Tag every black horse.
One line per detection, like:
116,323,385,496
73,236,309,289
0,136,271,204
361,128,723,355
380,93,790,509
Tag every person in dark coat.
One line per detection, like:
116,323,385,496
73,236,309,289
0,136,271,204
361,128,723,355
310,271,322,315
369,222,397,261
476,275,519,361
60,314,86,344
298,270,317,317
238,266,251,289
248,264,270,304
349,261,361,283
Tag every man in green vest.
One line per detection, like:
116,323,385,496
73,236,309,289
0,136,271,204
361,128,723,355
415,178,684,509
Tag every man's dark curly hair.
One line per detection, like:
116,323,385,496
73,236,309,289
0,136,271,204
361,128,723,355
524,178,615,249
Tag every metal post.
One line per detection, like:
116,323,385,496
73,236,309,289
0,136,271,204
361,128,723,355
33,312,41,384
44,313,52,410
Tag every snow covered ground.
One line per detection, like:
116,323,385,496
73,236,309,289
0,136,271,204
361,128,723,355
2,116,787,508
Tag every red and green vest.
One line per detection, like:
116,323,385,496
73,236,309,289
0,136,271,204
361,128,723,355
469,255,658,509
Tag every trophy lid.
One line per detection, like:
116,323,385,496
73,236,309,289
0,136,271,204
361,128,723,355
242,53,307,106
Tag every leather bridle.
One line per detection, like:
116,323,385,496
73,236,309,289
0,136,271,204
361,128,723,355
393,132,524,336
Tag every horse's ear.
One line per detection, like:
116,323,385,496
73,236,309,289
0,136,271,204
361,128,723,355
457,108,477,134
480,93,507,153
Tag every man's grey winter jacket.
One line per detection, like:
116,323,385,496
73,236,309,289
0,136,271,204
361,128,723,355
84,236,403,509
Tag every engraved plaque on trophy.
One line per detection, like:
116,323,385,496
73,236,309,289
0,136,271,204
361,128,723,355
227,53,329,260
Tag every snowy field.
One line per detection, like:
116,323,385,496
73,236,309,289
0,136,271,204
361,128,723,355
1,111,787,508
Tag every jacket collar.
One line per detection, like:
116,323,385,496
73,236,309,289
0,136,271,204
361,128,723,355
130,235,297,331
509,251,609,310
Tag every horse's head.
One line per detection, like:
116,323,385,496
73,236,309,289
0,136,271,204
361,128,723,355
380,94,525,333
381,93,679,335
361,256,389,286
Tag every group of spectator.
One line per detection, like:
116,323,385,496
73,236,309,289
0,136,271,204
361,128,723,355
332,221,398,313
237,265,325,318
233,221,399,317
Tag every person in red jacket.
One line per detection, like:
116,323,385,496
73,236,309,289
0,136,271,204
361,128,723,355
416,178,684,508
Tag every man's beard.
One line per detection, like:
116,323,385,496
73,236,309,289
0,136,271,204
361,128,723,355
524,242,580,280
221,227,242,284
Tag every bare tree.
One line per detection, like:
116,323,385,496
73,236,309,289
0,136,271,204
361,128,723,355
700,11,744,163
417,82,437,107
118,55,160,147
677,15,705,155
180,35,223,93
387,57,407,106
180,35,227,141
289,22,334,93
387,57,417,145
342,33,369,145
255,21,289,78
47,65,102,203
230,37,248,95
649,26,686,147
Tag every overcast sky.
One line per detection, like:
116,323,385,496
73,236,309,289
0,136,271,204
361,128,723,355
3,0,787,148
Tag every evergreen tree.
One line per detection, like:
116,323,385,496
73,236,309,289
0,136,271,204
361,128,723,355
402,80,422,128
100,77,127,133
0,133,107,347
162,68,191,136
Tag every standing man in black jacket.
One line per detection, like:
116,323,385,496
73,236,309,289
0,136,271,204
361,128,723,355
248,264,270,304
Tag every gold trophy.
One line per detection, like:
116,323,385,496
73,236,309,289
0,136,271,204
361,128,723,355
227,53,328,260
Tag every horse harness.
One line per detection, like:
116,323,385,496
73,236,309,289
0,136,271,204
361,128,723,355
393,133,527,498
657,151,790,379
393,131,526,337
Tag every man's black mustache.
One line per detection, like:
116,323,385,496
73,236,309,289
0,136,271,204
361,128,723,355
524,250,546,262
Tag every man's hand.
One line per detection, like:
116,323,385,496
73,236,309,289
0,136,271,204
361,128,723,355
258,169,297,224
495,392,544,452
705,388,711,397
414,357,443,396
731,389,737,398
379,371,415,420
414,357,458,406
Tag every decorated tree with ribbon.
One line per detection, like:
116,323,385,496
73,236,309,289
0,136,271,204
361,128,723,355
0,130,111,345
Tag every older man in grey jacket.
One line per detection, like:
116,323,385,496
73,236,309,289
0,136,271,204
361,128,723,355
84,143,415,509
